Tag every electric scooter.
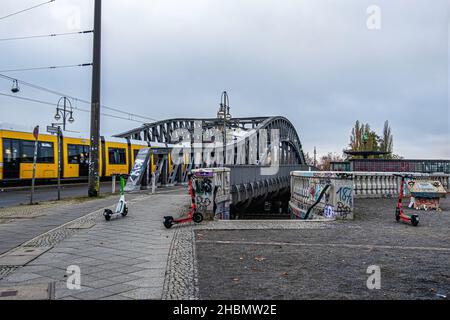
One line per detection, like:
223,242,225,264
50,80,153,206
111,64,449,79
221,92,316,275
163,173,203,229
104,175,128,221
394,174,419,227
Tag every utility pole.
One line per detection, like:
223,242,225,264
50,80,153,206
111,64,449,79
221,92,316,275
88,0,102,197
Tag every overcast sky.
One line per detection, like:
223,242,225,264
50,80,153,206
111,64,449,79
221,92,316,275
0,0,449,159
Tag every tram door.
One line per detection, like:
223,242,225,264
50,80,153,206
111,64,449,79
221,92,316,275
2,139,21,179
78,145,89,177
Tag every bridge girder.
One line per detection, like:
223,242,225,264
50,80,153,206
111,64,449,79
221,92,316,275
116,116,306,166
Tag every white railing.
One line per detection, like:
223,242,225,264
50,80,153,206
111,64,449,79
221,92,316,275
352,172,449,198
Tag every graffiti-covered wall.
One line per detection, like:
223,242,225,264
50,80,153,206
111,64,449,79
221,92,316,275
192,168,231,220
290,172,354,220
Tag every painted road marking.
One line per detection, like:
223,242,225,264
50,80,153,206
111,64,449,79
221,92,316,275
196,240,450,252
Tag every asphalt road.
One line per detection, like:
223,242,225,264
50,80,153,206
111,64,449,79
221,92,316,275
0,182,121,208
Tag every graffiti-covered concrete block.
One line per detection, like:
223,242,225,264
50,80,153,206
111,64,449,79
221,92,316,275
290,171,354,220
407,180,447,211
192,168,231,220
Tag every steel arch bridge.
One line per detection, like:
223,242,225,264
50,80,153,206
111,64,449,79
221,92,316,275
116,116,310,212
116,116,306,166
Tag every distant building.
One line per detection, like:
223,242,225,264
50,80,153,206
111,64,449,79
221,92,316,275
331,159,450,174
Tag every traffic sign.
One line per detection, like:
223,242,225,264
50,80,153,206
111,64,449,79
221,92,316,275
47,126,59,135
33,126,39,140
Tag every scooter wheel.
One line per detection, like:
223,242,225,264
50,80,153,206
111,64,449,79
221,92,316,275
193,212,204,224
104,209,113,221
411,215,419,227
395,209,400,222
121,205,128,217
164,217,174,229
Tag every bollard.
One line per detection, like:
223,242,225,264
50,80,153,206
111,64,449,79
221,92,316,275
112,175,116,194
152,172,156,194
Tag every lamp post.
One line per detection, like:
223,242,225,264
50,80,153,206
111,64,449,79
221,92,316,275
54,97,75,131
52,97,75,200
217,91,231,166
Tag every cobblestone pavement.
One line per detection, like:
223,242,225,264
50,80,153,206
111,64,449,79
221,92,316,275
195,198,450,300
0,188,190,300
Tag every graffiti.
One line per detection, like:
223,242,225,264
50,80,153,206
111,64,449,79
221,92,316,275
194,178,213,195
336,187,353,207
324,205,336,218
196,196,212,213
337,202,352,219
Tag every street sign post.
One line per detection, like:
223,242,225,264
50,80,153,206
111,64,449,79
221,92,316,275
47,125,62,200
30,126,39,205
57,126,62,200
46,126,58,135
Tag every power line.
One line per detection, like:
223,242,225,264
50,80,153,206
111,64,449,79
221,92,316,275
0,73,160,122
0,92,146,124
0,63,92,73
0,0,56,21
0,30,93,42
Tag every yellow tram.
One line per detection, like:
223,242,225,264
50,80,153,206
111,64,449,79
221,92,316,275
0,124,172,183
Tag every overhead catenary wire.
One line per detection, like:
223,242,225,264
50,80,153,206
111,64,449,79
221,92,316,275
0,63,93,73
0,73,160,123
0,0,56,21
0,92,146,124
0,30,94,42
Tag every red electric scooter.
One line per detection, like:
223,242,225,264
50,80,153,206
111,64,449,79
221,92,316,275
163,173,203,229
394,174,419,227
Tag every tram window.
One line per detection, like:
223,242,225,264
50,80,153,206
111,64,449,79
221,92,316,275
2,139,20,162
21,141,35,163
68,145,80,164
38,142,54,163
108,148,126,165
68,144,89,164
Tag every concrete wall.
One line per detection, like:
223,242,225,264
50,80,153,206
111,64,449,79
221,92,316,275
192,168,231,220
289,171,449,221
290,172,354,220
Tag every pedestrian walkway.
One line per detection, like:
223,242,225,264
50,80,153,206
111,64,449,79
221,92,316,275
0,195,141,255
0,190,189,300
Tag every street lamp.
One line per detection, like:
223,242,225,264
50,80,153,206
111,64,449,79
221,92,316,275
55,97,75,131
11,79,20,93
217,91,231,166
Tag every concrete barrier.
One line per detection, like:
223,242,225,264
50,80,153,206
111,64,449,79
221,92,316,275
192,168,231,220
290,172,354,220
289,171,449,220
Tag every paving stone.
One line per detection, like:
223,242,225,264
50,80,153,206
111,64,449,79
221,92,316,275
0,191,188,300
120,287,161,300
101,283,138,295
71,288,116,300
